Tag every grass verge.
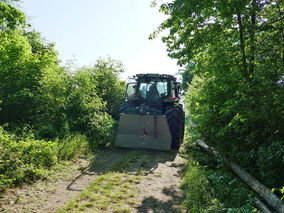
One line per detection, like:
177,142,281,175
57,150,145,213
0,157,90,212
57,172,140,213
180,137,257,212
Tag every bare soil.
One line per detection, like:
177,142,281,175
0,148,186,213
135,150,185,213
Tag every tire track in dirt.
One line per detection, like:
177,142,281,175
39,149,133,213
1,148,186,213
1,149,130,213
135,150,185,213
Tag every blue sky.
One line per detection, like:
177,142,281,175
20,0,180,79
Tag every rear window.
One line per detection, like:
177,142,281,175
138,78,168,100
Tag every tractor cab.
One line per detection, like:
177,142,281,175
121,74,180,115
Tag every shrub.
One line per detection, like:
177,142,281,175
75,57,126,120
186,73,284,188
0,126,90,189
0,30,58,126
0,126,58,188
181,139,255,212
256,140,284,188
35,61,119,149
58,134,89,161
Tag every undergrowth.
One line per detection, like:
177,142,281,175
180,136,256,212
0,126,89,190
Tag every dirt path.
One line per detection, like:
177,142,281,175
1,148,186,213
136,151,185,213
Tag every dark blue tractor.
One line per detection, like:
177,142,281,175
115,73,185,151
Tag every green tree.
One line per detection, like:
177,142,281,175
0,2,59,126
155,0,284,187
78,57,126,120
35,61,118,148
0,1,25,31
178,63,195,92
0,30,58,125
0,2,121,147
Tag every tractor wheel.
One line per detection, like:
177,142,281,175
180,110,185,143
165,104,184,148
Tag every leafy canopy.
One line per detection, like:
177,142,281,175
155,0,284,188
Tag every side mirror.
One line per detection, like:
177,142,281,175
177,83,181,94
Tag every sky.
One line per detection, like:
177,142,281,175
19,0,180,80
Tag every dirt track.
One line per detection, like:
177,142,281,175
1,148,186,212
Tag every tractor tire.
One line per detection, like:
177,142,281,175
165,104,185,148
180,110,185,143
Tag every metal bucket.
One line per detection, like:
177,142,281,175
115,113,172,151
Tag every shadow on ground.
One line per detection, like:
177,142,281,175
65,147,185,212
136,186,184,213
66,147,179,191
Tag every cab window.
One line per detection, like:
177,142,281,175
138,78,168,100
125,83,136,100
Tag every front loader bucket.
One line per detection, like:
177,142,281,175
115,113,172,151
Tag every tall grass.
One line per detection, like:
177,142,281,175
0,126,88,189
181,157,222,212
180,136,256,212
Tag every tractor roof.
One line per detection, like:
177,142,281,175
134,73,176,81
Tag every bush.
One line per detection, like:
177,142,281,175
0,127,89,189
0,126,58,188
34,59,121,149
0,30,58,126
181,160,222,212
256,141,284,188
58,134,89,161
75,57,126,120
186,73,284,188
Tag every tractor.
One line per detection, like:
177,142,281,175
115,73,185,151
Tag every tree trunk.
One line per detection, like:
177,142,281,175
196,139,284,213
249,0,256,74
254,197,273,213
236,9,249,82
275,0,284,63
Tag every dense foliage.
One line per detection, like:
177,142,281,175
0,1,25,31
156,0,284,192
178,63,194,92
76,58,126,120
0,126,88,188
181,141,255,212
0,30,58,125
0,1,125,188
